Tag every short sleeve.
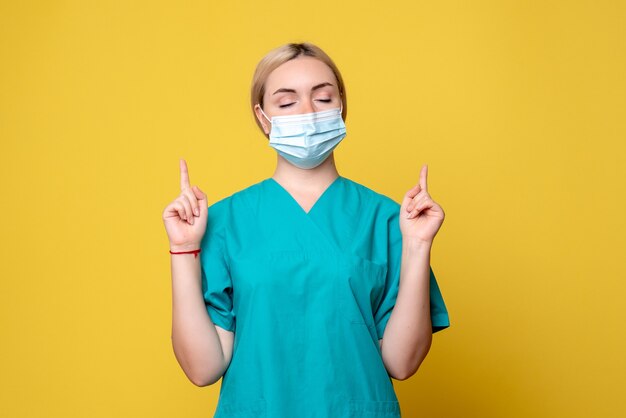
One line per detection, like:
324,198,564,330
199,200,236,332
374,209,450,339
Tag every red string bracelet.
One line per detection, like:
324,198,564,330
169,248,201,258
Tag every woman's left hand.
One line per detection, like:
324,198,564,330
399,164,445,243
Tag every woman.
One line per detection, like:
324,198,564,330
163,42,450,418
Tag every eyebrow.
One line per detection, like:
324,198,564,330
272,82,334,95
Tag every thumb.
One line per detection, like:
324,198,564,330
400,184,420,212
192,185,208,214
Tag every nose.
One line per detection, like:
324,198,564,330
301,99,315,114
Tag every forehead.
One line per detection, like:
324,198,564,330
265,56,337,93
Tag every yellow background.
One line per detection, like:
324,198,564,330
1,1,625,417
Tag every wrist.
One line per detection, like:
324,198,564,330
170,242,201,252
402,237,433,253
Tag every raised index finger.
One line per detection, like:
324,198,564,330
419,164,428,192
180,158,191,191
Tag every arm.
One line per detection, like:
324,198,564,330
170,249,234,386
379,238,433,380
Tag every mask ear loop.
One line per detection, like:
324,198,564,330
257,104,271,123
339,92,344,115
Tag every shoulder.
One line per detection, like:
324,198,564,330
341,177,403,260
209,179,267,209
206,179,268,226
340,176,400,217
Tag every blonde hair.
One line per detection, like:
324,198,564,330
250,42,347,137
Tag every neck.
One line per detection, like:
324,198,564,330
272,153,339,190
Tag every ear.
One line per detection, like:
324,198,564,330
254,104,271,135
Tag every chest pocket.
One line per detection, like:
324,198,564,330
339,254,388,329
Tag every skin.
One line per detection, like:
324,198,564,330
164,161,233,386
163,55,446,385
254,56,344,212
386,164,445,379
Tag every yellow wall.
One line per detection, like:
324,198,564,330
1,1,624,417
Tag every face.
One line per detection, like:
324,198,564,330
254,56,342,135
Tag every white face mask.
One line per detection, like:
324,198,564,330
258,104,346,169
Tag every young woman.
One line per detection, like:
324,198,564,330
163,42,450,418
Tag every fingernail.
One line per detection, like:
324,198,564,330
194,208,199,216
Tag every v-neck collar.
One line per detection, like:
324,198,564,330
267,175,343,216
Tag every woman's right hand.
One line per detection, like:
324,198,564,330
162,159,208,251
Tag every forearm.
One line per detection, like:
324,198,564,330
380,238,433,380
170,252,228,386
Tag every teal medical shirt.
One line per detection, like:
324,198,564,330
200,176,450,418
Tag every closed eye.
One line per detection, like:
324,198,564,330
279,103,295,108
